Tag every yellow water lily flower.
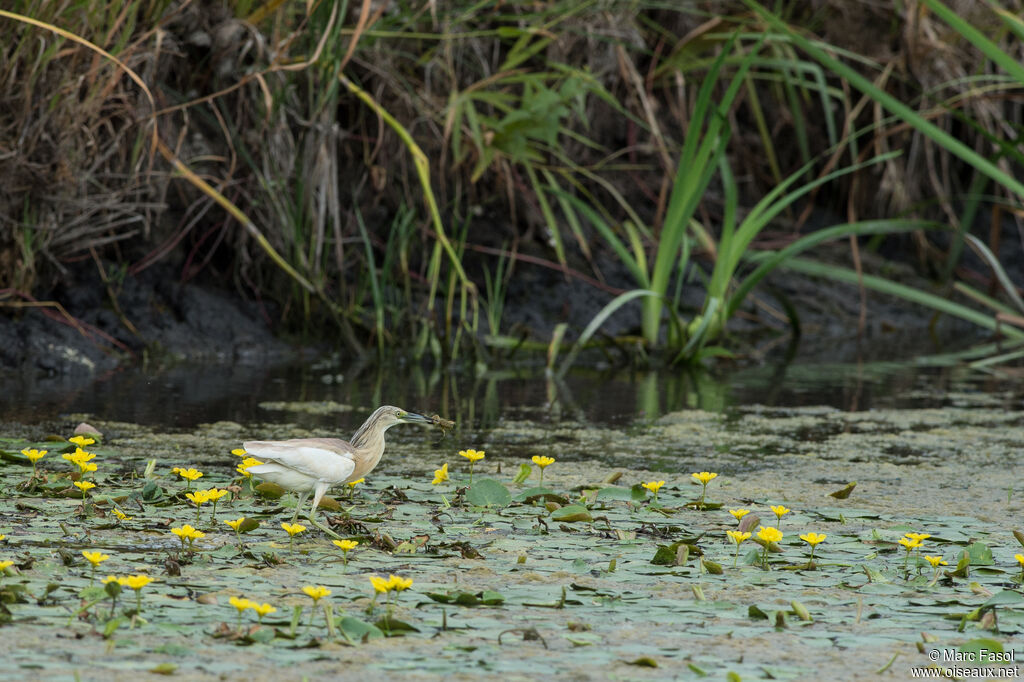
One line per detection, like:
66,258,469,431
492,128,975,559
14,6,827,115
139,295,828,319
432,463,449,485
82,550,110,567
458,449,485,462
346,478,365,489
73,480,95,494
252,602,276,620
21,448,46,463
230,596,255,612
230,448,247,457
770,506,790,525
757,526,783,544
924,555,947,568
176,468,204,482
726,529,751,566
531,455,555,485
726,530,751,545
904,532,931,542
112,509,132,521
281,522,306,537
692,471,717,485
302,585,331,602
387,574,413,592
799,532,826,547
898,537,922,550
369,575,391,593
122,575,154,591
224,518,245,531
333,539,358,552
729,509,750,522
69,436,95,447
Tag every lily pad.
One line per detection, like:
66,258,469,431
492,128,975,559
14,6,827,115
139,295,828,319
465,479,511,507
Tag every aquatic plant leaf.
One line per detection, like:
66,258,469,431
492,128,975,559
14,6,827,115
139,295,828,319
550,505,592,523
465,479,511,507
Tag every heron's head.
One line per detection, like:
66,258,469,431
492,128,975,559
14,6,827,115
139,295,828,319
374,406,433,429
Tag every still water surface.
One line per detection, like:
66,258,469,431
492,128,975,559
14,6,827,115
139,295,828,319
4,356,1017,431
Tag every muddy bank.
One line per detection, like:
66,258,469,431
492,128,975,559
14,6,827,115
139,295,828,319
0,263,294,375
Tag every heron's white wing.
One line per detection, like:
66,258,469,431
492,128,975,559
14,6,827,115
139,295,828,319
244,440,356,484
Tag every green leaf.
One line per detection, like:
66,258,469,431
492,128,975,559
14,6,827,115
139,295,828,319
465,479,511,508
959,638,1004,656
337,616,384,642
963,542,994,566
550,504,593,523
595,486,646,502
514,487,568,504
513,463,532,485
981,591,1024,608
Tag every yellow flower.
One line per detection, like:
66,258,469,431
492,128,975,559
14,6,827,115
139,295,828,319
757,526,783,544
431,463,449,485
252,602,276,618
898,537,922,550
21,448,47,463
692,471,717,485
0,560,14,571
204,489,229,502
102,575,124,585
112,509,132,521
642,481,665,494
302,585,331,602
0,535,5,542
458,449,485,462
224,518,245,531
78,462,98,475
229,596,255,613
73,480,95,493
729,509,750,522
122,575,154,591
1014,554,1024,567
63,449,95,466
770,505,790,520
170,524,204,541
333,539,358,552
799,532,827,547
281,522,306,537
532,455,555,468
369,575,391,593
230,448,247,457
235,457,263,478
347,478,365,488
924,555,947,567
726,530,751,545
904,532,931,542
176,468,204,482
69,436,96,447
186,490,210,506
82,550,110,567
387,574,413,592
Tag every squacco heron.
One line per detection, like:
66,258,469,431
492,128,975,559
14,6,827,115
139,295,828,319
243,406,435,537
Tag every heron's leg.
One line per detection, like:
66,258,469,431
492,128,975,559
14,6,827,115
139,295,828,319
293,491,310,524
308,482,341,539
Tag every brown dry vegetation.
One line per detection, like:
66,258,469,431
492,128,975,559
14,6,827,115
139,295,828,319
1,0,1022,360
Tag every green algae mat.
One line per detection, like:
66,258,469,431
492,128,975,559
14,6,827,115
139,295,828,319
0,402,1023,680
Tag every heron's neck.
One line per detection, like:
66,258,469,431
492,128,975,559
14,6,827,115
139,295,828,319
351,416,390,454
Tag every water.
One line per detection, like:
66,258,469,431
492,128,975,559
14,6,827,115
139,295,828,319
4,354,1020,431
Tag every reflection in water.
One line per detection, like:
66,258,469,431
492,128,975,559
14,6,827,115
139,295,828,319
0,355,1008,431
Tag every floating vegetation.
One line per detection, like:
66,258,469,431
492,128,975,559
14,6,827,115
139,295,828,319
0,406,1021,678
